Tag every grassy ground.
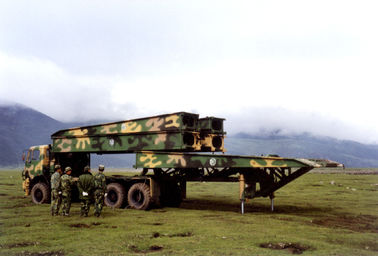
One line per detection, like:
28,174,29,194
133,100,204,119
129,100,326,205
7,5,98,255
0,169,377,255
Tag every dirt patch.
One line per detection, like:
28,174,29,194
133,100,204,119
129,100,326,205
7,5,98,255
152,232,161,238
312,214,378,233
271,216,294,222
169,232,193,237
16,251,64,256
0,193,9,196
0,183,15,186
260,242,311,254
2,241,40,249
202,214,221,218
69,222,102,228
69,223,90,228
151,222,163,226
128,245,163,253
151,231,193,239
149,245,163,251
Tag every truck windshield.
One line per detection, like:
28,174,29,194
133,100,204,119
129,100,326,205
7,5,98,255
32,150,40,161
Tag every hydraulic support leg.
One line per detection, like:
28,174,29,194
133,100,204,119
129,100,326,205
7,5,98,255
239,174,245,215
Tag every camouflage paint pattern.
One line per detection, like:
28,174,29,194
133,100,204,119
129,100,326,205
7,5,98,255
23,145,50,179
198,117,225,134
135,151,316,169
308,159,344,168
78,173,95,217
51,170,62,216
51,190,62,216
51,112,228,153
61,173,73,216
94,172,106,216
51,171,61,190
52,112,199,138
200,134,225,152
52,131,204,153
94,190,105,217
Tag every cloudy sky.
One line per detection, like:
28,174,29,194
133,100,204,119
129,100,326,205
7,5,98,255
1,1,377,143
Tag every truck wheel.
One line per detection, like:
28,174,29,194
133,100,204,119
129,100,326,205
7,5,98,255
105,183,126,208
31,183,50,204
128,183,151,210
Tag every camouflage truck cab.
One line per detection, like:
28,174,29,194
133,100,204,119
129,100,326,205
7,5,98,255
22,144,90,204
22,145,51,204
23,145,51,180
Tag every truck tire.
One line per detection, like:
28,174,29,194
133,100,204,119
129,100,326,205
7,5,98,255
105,183,126,208
31,183,50,204
128,183,151,210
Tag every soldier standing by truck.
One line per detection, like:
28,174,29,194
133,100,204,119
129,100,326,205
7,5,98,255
78,166,94,217
94,165,107,217
61,167,74,216
51,164,62,216
22,169,30,196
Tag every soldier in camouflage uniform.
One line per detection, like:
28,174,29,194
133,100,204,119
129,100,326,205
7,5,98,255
22,169,30,196
50,164,63,216
94,165,107,217
61,166,74,216
78,166,95,217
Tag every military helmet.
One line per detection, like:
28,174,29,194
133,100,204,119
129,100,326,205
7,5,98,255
54,164,61,170
84,166,90,172
65,166,72,173
98,165,105,171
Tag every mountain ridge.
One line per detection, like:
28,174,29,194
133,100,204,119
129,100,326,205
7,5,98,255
0,103,377,168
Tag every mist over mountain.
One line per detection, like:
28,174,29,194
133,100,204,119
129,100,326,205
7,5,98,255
0,102,377,168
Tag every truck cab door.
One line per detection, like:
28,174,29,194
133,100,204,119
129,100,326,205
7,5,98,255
24,149,33,169
24,148,44,178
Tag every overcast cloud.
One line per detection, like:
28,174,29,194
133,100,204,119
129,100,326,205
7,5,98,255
1,0,378,143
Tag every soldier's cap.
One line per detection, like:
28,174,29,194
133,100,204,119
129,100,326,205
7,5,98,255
84,166,90,172
99,165,105,171
54,164,61,170
65,166,72,173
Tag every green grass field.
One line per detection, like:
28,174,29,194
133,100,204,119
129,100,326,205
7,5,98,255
0,169,377,255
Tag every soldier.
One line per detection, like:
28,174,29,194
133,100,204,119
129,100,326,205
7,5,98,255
61,166,74,216
22,169,30,196
51,164,62,216
77,166,94,217
94,165,107,217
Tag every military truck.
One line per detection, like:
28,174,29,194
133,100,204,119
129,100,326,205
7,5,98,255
22,112,319,213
